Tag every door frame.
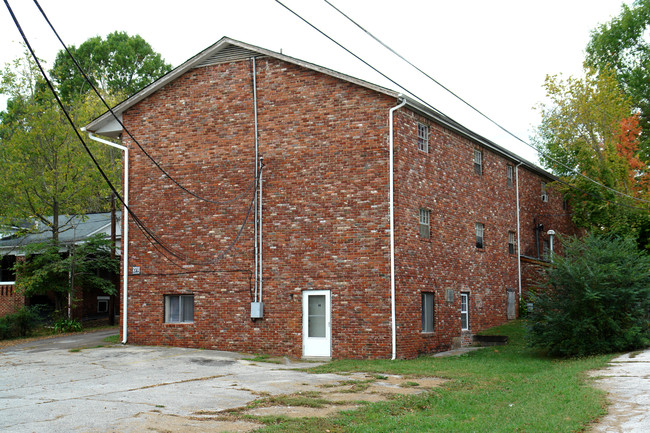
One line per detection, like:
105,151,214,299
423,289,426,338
302,289,331,358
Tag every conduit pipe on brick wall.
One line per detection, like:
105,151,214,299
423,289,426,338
389,98,406,360
515,162,523,300
83,130,130,344
251,56,264,311
252,57,259,305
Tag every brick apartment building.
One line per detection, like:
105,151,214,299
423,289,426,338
83,37,576,359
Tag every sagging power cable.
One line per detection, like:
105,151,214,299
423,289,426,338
32,0,256,206
4,0,262,268
303,0,650,208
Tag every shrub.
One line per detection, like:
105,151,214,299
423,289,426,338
53,318,83,333
0,306,41,339
527,233,650,357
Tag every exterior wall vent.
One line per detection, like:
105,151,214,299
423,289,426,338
195,46,264,68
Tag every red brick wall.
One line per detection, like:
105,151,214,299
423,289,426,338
121,57,396,359
0,284,24,317
118,55,577,359
517,168,578,260
391,111,521,357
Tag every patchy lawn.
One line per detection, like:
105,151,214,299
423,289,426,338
250,320,613,432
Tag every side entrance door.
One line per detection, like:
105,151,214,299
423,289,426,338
302,290,331,358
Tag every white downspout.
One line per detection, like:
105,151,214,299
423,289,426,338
389,98,406,360
83,130,129,344
515,162,523,301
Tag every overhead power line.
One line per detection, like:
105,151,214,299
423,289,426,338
32,0,256,207
315,0,650,208
3,0,261,269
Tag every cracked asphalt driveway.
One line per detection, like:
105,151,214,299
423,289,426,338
0,330,346,432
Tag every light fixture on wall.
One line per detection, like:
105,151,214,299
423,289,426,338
547,230,556,259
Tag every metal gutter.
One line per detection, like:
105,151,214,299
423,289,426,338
83,130,130,344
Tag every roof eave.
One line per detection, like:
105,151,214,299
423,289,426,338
84,37,399,135
401,97,555,180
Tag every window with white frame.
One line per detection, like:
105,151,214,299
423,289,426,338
97,296,110,314
506,164,514,187
460,292,470,330
508,231,516,254
541,182,548,202
417,123,429,153
0,255,16,283
475,223,484,248
419,208,431,239
474,149,483,175
421,292,435,333
164,294,194,323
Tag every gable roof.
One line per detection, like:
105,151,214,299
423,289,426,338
84,36,400,138
83,37,552,179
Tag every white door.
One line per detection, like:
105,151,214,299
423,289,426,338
302,290,331,358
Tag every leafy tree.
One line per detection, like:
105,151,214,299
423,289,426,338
13,234,119,315
0,53,119,240
51,31,172,102
533,68,650,249
527,233,650,357
585,0,650,160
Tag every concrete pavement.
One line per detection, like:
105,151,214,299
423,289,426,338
590,350,650,432
2,331,649,432
0,331,345,433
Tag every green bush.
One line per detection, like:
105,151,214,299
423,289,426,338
53,318,83,333
0,306,41,339
527,233,650,357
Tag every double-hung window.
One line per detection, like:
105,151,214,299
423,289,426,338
419,208,431,239
474,149,483,175
508,231,516,254
164,294,194,323
475,223,484,248
541,182,548,202
421,292,435,333
417,123,429,153
460,292,470,330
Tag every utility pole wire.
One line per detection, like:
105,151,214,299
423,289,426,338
32,0,256,206
4,0,262,268
321,0,650,207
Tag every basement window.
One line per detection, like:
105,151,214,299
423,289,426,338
474,149,483,175
419,208,431,239
421,292,435,333
164,294,194,323
417,123,429,153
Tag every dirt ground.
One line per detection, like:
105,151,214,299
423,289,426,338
111,373,447,433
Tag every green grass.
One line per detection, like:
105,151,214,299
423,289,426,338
242,354,283,364
252,321,614,433
102,334,120,344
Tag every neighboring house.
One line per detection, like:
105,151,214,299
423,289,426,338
83,37,576,359
0,212,121,320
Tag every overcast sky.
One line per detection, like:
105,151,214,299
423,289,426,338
0,0,631,163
